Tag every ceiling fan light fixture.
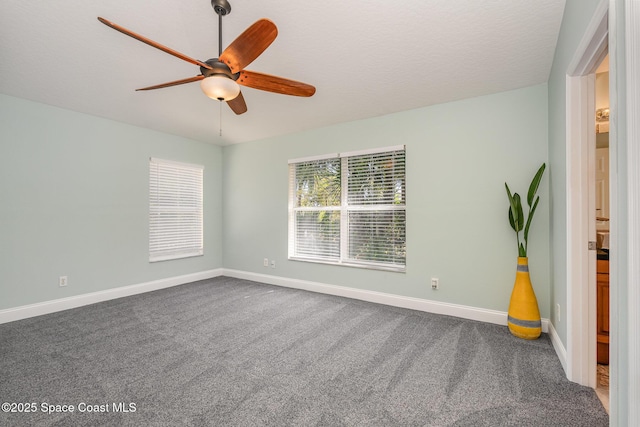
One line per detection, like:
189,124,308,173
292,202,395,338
200,75,240,101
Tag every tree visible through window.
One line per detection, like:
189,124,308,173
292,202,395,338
288,146,406,271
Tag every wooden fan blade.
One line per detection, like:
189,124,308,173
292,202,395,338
237,70,316,97
136,75,204,91
227,91,247,115
219,19,278,73
98,17,212,70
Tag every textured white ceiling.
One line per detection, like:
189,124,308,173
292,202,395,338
0,0,566,145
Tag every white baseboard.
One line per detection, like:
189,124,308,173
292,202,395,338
222,269,550,334
2,268,558,362
547,320,568,374
0,268,223,325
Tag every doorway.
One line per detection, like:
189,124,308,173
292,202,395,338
593,55,610,412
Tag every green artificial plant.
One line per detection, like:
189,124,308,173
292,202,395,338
505,163,546,257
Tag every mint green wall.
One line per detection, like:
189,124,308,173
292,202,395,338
0,85,549,318
0,94,223,310
223,84,550,316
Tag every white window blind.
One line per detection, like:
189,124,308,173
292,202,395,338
149,158,203,262
289,157,342,261
288,146,406,271
344,149,406,267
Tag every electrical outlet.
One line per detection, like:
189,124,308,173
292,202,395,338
431,278,439,290
263,258,269,267
271,260,276,269
59,276,68,287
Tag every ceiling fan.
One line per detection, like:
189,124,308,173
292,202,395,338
98,0,315,115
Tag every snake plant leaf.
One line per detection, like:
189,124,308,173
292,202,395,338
513,193,524,232
508,206,516,231
505,183,520,229
519,243,526,257
524,195,540,244
527,163,546,207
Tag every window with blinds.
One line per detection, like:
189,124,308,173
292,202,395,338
149,158,203,262
288,146,406,271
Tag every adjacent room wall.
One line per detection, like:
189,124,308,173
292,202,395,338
0,94,223,310
222,84,550,317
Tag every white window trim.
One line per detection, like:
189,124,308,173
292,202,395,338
288,152,339,164
339,145,406,158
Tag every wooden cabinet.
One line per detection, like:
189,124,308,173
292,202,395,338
597,259,609,365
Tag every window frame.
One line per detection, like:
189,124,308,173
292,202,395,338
288,145,406,272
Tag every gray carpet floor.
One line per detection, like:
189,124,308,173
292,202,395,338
0,276,609,426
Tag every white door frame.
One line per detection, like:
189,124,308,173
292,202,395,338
566,1,640,424
565,0,608,389
621,1,640,424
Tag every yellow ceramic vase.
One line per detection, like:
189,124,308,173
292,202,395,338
507,257,541,339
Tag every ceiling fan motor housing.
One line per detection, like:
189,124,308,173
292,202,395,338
200,59,239,81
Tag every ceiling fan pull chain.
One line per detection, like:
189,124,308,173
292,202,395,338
219,102,223,137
